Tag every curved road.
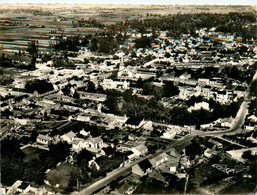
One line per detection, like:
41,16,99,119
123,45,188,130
75,70,257,195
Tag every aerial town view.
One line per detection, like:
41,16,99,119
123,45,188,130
0,1,257,195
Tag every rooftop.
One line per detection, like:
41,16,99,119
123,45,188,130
126,117,143,126
37,134,51,141
87,136,103,144
149,153,168,165
64,131,76,139
138,159,152,172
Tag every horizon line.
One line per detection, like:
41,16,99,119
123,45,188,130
0,3,256,5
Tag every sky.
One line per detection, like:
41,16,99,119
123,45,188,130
0,0,256,5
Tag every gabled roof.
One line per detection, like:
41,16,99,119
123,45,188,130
72,138,84,145
64,131,76,139
87,136,103,144
134,144,147,152
18,182,30,190
149,153,168,165
169,148,180,158
126,117,143,126
37,134,51,141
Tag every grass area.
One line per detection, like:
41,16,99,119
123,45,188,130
22,146,48,162
46,163,80,190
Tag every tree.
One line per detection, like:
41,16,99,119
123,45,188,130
98,38,117,54
25,79,54,94
47,141,71,167
61,84,72,96
122,88,133,102
23,158,47,185
1,139,25,186
0,74,14,85
135,36,152,49
1,109,13,118
242,150,256,162
74,149,93,168
152,86,164,100
130,50,137,58
103,89,122,114
84,58,89,64
89,37,98,51
136,77,144,88
73,91,80,99
163,81,179,97
249,80,257,97
102,146,116,156
185,137,205,160
87,81,96,93
142,82,154,95
27,41,38,56
186,96,204,107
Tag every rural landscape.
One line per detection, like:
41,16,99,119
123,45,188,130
0,3,257,195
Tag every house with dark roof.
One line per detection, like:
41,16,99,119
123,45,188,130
8,180,31,194
132,159,152,176
125,117,144,129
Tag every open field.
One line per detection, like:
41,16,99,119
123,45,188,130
0,4,256,54
46,163,80,190
22,146,48,162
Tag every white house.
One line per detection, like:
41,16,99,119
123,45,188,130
37,134,51,145
7,180,32,194
61,131,76,144
188,101,210,112
142,121,153,131
101,79,130,90
76,115,90,122
117,66,136,80
87,136,104,149
198,78,210,86
80,129,90,137
216,91,229,103
77,91,107,102
161,127,177,139
149,153,169,167
226,147,257,162
131,144,148,156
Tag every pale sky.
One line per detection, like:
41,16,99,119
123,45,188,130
0,0,256,5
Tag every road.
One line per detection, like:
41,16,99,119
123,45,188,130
75,70,257,195
74,116,250,195
76,124,249,195
74,135,194,195
75,99,253,195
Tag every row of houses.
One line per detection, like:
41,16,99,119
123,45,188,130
132,148,183,178
37,131,104,152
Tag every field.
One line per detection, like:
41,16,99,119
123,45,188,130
0,4,255,54
46,163,80,190
22,146,48,162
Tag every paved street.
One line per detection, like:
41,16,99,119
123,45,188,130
75,96,254,195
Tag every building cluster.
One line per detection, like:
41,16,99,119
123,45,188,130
1,27,257,195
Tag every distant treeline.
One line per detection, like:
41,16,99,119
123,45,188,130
52,12,256,54
126,12,256,39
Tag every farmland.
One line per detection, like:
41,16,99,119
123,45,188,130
0,4,255,53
